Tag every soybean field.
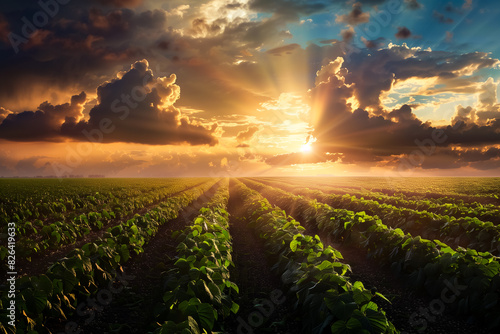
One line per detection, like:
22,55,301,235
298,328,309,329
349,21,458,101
1,177,500,334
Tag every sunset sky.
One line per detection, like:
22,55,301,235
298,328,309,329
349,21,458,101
1,0,500,177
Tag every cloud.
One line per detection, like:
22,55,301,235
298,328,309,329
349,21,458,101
266,43,301,56
445,0,472,13
452,105,476,126
94,0,144,7
167,5,190,17
249,0,329,19
0,14,9,44
0,92,86,141
395,26,412,39
0,60,219,146
0,6,169,111
341,44,498,111
361,37,384,48
62,60,218,145
340,26,355,43
0,108,11,123
452,77,500,126
266,53,500,170
236,125,259,143
266,152,340,165
335,3,370,26
18,157,51,176
433,10,454,24
405,0,422,10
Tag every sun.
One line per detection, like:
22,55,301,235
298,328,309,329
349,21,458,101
300,142,312,153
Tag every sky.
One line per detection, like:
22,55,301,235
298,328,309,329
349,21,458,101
0,0,500,177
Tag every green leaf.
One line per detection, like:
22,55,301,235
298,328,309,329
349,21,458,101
197,303,216,330
346,317,363,330
231,301,240,314
227,281,239,294
317,260,332,271
374,292,391,304
130,224,139,235
186,316,201,334
290,239,299,252
331,320,347,332
24,289,48,314
353,289,372,305
32,275,53,296
366,308,388,333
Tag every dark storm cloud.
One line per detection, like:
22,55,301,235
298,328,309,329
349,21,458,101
395,26,412,39
61,60,218,145
0,92,86,141
0,60,218,146
417,147,500,170
94,0,144,7
0,14,9,43
0,4,168,110
281,101,500,167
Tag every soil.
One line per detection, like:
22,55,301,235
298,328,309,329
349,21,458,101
224,179,300,334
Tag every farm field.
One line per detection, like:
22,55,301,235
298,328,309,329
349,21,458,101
1,177,500,334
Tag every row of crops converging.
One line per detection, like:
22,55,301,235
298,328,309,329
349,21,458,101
1,177,499,333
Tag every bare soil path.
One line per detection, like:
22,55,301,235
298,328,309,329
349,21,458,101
224,179,300,334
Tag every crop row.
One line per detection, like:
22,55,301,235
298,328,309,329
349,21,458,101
0,178,211,231
0,181,218,334
262,177,500,204
233,180,398,334
151,180,239,333
241,178,500,330
251,178,500,255
255,178,500,224
0,179,208,263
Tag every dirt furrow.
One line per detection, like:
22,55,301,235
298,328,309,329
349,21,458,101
224,180,299,334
